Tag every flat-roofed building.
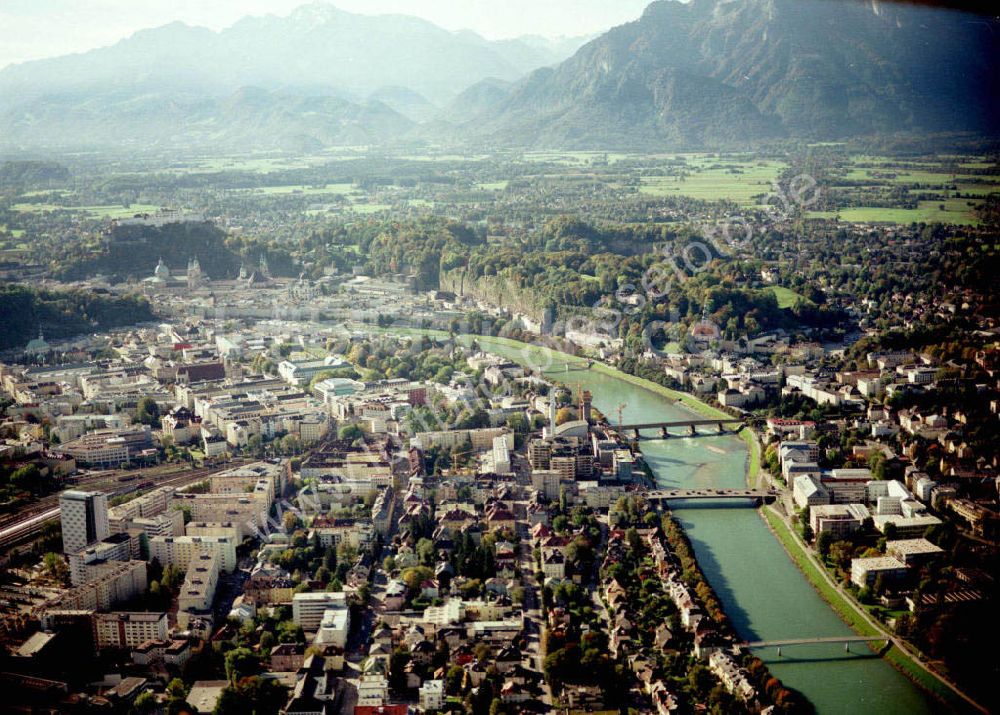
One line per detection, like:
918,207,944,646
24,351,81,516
60,490,109,554
886,538,944,566
171,492,267,533
108,487,176,527
851,556,908,589
873,514,942,538
94,611,168,650
178,552,219,628
313,607,351,648
412,427,513,452
125,512,185,541
210,460,288,497
292,591,349,631
39,560,146,612
810,503,871,539
57,427,153,467
149,535,237,573
185,520,245,542
68,532,133,585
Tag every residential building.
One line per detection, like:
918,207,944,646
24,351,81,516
38,560,147,611
177,551,220,628
420,679,445,711
314,608,351,649
149,535,237,572
357,674,389,707
68,532,133,585
60,490,110,554
292,591,349,631
94,611,168,650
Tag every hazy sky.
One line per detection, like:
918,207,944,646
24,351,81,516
0,0,656,70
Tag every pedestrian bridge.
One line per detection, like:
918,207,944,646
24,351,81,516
741,635,891,650
646,488,778,506
555,361,594,372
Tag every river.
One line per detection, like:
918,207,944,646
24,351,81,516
477,338,938,714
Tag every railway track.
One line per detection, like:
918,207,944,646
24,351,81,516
0,459,251,551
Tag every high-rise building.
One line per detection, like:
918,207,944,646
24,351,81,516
60,490,109,554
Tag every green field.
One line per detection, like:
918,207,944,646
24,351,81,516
817,154,997,226
639,159,786,204
349,203,392,214
766,286,812,309
843,167,983,184
807,200,980,225
171,155,332,173
12,203,162,218
20,189,69,198
235,183,357,196
522,150,635,165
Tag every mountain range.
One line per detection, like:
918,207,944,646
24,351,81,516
0,0,996,152
470,0,999,148
0,2,588,150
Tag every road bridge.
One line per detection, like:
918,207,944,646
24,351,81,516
615,418,744,438
646,488,778,506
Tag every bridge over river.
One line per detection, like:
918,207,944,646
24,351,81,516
646,488,778,506
615,418,745,438
741,635,893,656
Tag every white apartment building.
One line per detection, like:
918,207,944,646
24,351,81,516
170,492,268,533
185,521,245,542
68,533,132,585
177,551,220,627
292,591,349,631
94,611,168,649
149,535,237,573
357,674,389,707
420,680,445,711
41,560,147,612
313,607,351,649
107,487,175,526
127,512,185,540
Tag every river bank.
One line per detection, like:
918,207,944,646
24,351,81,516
374,327,945,712
759,506,983,713
466,336,943,713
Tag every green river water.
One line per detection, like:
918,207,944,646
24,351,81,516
477,338,940,714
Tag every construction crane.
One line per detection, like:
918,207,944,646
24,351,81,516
615,403,627,428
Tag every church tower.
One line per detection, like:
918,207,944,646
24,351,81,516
187,256,203,289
